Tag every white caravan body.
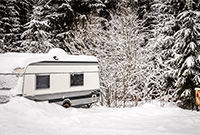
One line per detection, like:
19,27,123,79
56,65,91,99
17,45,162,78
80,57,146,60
0,49,100,106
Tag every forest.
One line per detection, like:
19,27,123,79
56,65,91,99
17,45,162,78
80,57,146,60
0,0,200,109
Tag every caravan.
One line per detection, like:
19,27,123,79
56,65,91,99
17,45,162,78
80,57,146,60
0,49,100,107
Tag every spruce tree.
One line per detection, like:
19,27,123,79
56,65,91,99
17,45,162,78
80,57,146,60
0,0,21,52
136,0,177,100
171,0,200,109
20,6,54,53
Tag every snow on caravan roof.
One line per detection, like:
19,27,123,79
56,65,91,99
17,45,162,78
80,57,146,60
0,48,98,73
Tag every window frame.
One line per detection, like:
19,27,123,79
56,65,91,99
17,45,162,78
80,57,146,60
70,73,84,87
35,74,50,90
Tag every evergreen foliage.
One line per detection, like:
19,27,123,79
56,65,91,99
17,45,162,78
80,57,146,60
0,0,33,53
0,0,21,52
20,6,54,53
170,0,200,109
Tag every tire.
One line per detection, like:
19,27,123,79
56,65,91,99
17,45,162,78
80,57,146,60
62,99,71,108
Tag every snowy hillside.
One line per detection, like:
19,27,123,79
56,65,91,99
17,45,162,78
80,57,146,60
0,97,200,135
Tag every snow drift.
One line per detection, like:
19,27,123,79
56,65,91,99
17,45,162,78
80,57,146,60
0,97,200,135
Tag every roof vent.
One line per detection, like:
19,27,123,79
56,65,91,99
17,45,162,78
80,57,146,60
53,56,59,60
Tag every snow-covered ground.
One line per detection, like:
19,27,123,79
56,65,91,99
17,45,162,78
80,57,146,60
0,97,200,135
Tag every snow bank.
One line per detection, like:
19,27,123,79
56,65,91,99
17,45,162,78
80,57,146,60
0,97,200,135
0,48,97,73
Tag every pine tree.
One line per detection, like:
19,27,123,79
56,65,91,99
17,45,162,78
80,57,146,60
16,0,34,34
0,0,21,52
135,0,176,101
44,0,109,52
0,0,34,53
170,0,200,109
20,6,54,53
43,0,75,52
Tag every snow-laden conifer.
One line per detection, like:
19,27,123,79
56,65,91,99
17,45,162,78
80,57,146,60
21,6,54,53
170,0,200,109
0,0,21,52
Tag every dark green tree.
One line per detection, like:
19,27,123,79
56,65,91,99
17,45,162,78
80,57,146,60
20,6,54,53
170,0,200,109
0,0,34,53
0,0,21,52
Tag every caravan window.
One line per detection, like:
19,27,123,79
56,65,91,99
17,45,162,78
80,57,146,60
36,75,50,89
70,74,84,86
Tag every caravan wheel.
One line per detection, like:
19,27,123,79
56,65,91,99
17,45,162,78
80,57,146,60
62,99,71,108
